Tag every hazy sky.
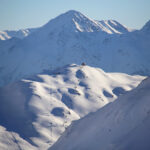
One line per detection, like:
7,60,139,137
0,0,150,30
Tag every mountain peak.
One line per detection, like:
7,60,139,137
42,10,133,34
58,9,89,23
63,10,82,16
141,20,150,32
43,10,100,33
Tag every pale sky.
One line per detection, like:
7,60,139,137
0,0,150,30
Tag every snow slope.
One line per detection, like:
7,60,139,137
0,28,36,40
0,64,145,150
50,77,150,150
98,20,134,34
0,126,36,150
1,10,149,87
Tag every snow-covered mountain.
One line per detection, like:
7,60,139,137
0,64,145,150
0,10,149,87
0,28,36,40
0,10,132,41
42,10,132,34
50,76,150,150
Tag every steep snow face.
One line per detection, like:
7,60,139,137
0,10,149,87
98,20,134,34
0,28,36,40
0,64,145,150
50,77,150,150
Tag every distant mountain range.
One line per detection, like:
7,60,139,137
0,11,133,40
0,28,37,40
0,10,150,87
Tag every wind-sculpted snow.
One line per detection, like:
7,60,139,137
50,77,150,150
0,10,149,87
0,64,145,149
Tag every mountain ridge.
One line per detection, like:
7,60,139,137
0,10,150,87
0,10,133,40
